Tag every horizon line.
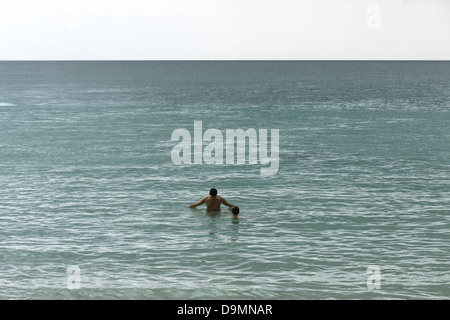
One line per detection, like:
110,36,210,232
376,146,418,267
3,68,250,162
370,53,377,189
1,59,450,62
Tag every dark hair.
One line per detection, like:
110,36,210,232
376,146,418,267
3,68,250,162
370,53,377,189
209,188,218,196
231,206,239,215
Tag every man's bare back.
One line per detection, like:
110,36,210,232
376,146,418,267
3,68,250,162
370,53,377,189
188,188,234,212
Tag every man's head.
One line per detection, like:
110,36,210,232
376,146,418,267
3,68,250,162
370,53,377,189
209,188,218,196
231,206,239,216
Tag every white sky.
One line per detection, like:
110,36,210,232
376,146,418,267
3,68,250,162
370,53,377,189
0,0,449,60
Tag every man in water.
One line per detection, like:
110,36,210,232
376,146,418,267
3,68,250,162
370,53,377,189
188,188,235,212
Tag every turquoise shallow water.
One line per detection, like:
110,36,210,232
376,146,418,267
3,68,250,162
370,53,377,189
0,61,449,299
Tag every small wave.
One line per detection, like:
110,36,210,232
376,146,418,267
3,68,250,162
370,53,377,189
0,103,16,107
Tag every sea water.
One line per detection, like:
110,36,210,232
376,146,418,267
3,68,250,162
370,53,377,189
0,61,449,299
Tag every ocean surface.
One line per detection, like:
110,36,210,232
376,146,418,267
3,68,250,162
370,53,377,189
0,61,449,299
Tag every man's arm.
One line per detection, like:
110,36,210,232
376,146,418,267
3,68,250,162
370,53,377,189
221,197,234,208
188,197,206,208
